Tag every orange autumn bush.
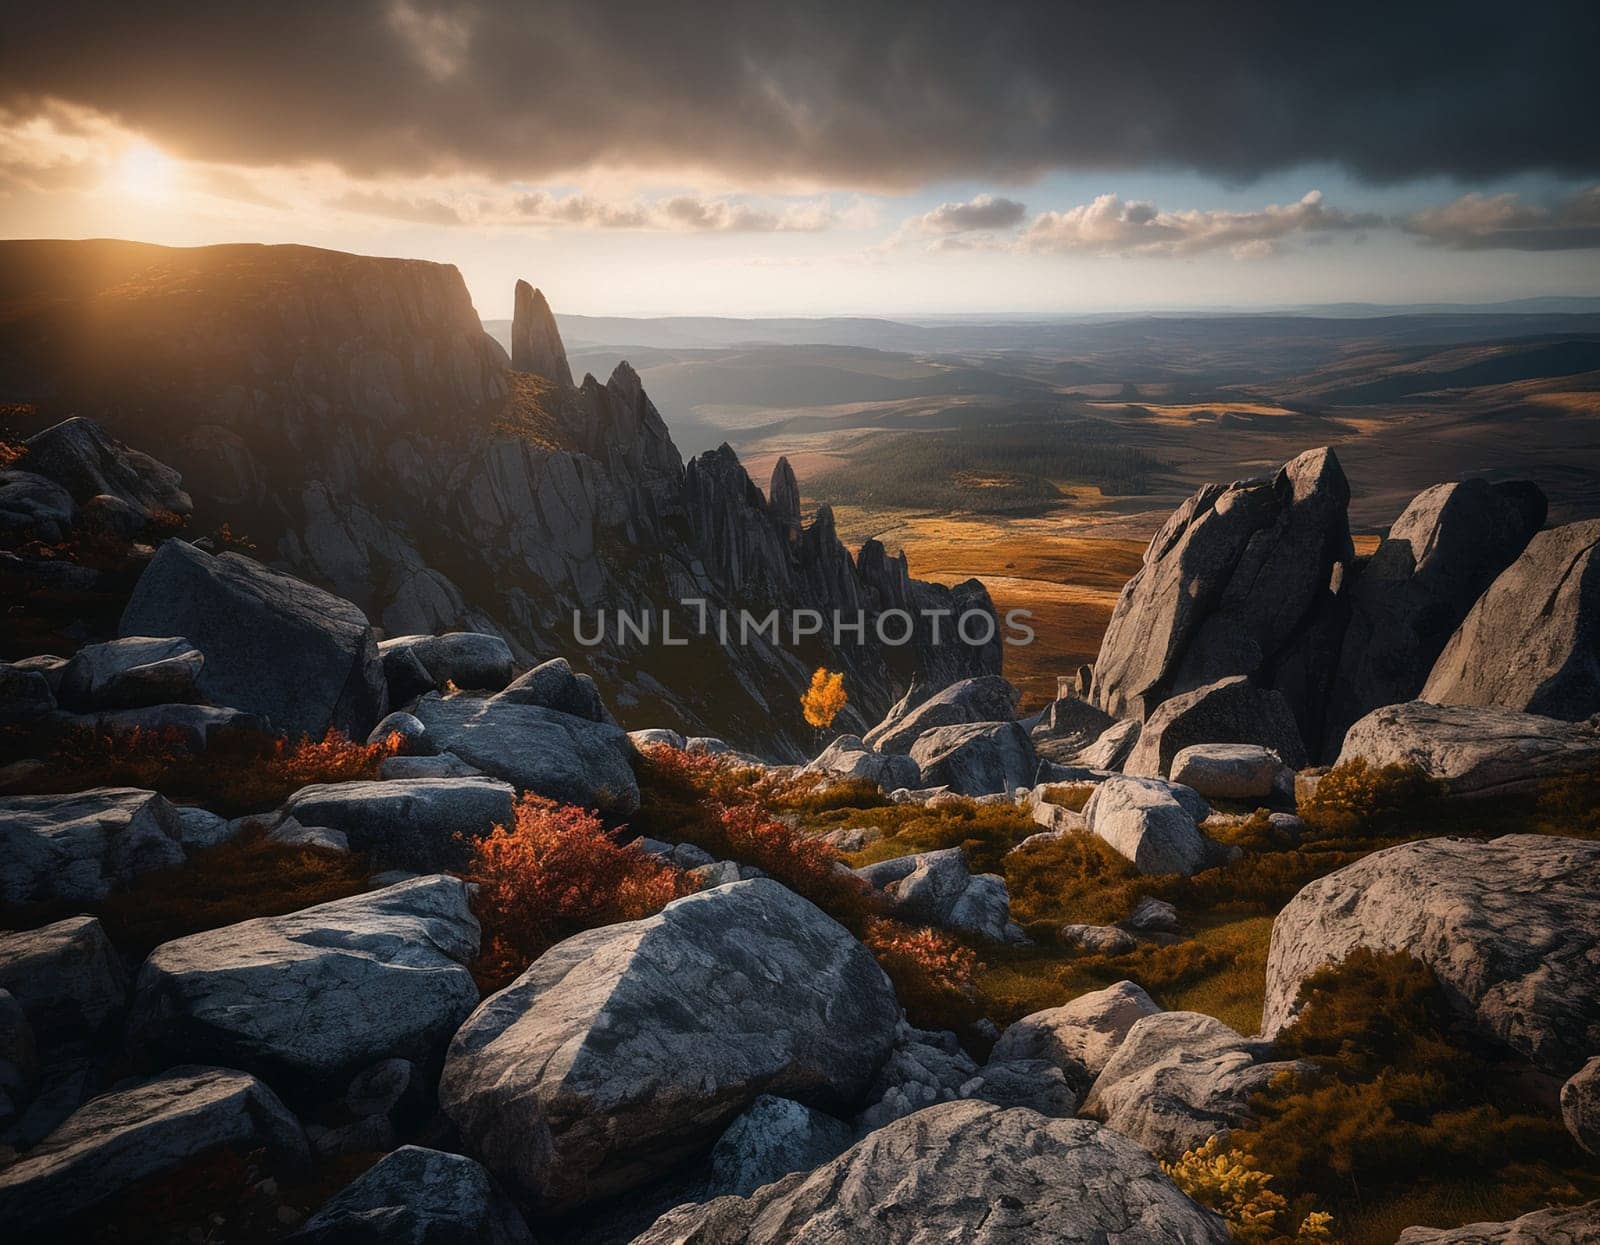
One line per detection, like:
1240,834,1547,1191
863,916,984,1031
801,667,848,729
466,794,689,989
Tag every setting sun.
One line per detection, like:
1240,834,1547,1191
113,142,176,200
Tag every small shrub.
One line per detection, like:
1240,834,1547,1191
1536,765,1600,836
801,667,848,729
0,438,24,470
863,916,983,1031
716,802,872,927
1299,759,1443,836
466,795,689,989
1165,1137,1335,1244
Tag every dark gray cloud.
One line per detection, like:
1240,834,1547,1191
2,1,1597,188
1402,186,1600,250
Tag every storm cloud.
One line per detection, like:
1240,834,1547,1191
3,1,1596,188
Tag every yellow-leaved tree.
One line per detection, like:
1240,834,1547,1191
801,667,847,729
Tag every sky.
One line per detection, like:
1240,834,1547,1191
2,0,1598,318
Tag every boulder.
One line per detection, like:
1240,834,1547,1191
816,825,882,853
266,819,350,852
119,540,387,739
411,692,639,813
1262,835,1600,1075
1395,1203,1600,1243
854,1023,981,1133
630,727,686,750
56,636,204,711
854,847,1025,943
65,702,263,751
909,719,1036,795
1337,701,1600,797
281,777,517,870
292,1145,535,1245
1561,1056,1600,1156
1032,695,1117,762
629,1100,1229,1245
491,656,612,723
1125,896,1181,934
864,676,1021,754
0,1065,308,1235
1168,743,1291,800
1093,449,1352,728
0,788,184,903
0,917,128,1041
379,753,484,780
1083,776,1216,876
22,417,192,520
706,1095,854,1198
0,663,54,724
367,709,432,753
801,734,921,791
174,806,238,852
963,1057,1079,1117
0,988,36,1124
1074,718,1141,769
1325,479,1546,751
1423,519,1600,720
1125,676,1307,777
439,879,899,1212
0,470,75,542
989,981,1163,1095
1059,924,1137,954
1082,1011,1312,1159
379,633,515,697
128,876,480,1087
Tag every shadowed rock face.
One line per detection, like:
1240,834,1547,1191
1091,448,1353,752
628,1100,1230,1245
510,280,574,387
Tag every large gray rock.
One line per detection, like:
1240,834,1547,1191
0,470,75,542
56,636,203,711
1336,701,1600,796
1561,1056,1600,1156
1032,695,1118,762
281,776,516,870
128,876,480,1087
706,1095,854,1198
1325,479,1546,752
1083,776,1215,876
1125,676,1307,777
865,676,1020,754
292,1145,535,1245
1396,1203,1600,1243
1074,717,1141,769
1263,835,1600,1075
411,692,639,812
0,916,128,1042
854,847,1025,943
439,879,899,1212
990,981,1163,1095
801,734,921,791
1082,1011,1311,1159
119,540,387,739
1423,518,1600,720
629,1100,1229,1245
0,788,184,904
0,1065,308,1234
22,416,192,520
909,719,1036,795
491,656,613,723
63,702,262,751
379,632,515,698
1168,743,1291,800
1093,449,1352,726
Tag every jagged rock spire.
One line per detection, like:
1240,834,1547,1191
769,456,801,540
511,279,573,386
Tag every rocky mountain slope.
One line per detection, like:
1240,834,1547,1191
0,240,998,758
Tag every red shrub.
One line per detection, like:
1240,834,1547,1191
466,795,689,988
863,916,984,1030
716,802,871,926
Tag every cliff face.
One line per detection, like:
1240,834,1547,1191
0,240,998,756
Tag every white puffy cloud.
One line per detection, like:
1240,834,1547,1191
914,193,1028,233
1402,186,1600,250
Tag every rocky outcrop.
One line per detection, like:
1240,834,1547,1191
855,847,1026,942
128,876,480,1087
1395,1203,1600,1243
1169,743,1292,800
910,719,1036,795
990,981,1163,1095
864,675,1020,754
1422,519,1600,720
510,280,573,386
0,788,185,904
629,1100,1230,1245
20,416,192,523
801,733,921,791
410,692,638,812
1336,701,1600,796
768,457,802,541
1082,1011,1311,1159
280,777,516,870
0,917,127,1042
1083,776,1217,876
439,879,899,1212
1325,479,1546,750
1124,676,1307,777
1562,1057,1600,1155
1263,835,1600,1075
293,1145,535,1245
1092,449,1353,739
0,1065,309,1234
119,540,387,739
56,636,204,711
